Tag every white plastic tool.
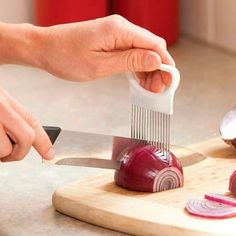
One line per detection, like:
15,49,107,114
127,64,180,158
127,64,180,114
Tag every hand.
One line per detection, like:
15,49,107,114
38,15,175,92
0,87,54,162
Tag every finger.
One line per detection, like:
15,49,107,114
125,23,175,66
98,49,161,77
136,72,146,88
1,109,35,162
161,71,172,86
121,23,175,88
30,118,54,160
150,71,165,93
144,73,153,91
5,98,54,160
139,77,145,88
0,124,12,159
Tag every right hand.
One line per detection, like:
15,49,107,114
0,87,54,162
38,15,175,93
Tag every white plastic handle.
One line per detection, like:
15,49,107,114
127,64,180,114
159,64,180,94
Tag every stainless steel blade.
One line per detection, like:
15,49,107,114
53,130,109,158
45,128,206,168
179,151,206,167
45,129,138,168
55,157,121,170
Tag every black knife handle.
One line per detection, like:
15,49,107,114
8,126,61,145
43,126,61,144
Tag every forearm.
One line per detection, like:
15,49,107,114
0,22,44,67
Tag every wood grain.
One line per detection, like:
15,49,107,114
53,138,236,236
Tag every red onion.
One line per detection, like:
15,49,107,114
205,193,236,207
229,170,236,195
114,144,183,192
185,199,236,219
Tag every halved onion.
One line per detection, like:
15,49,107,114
114,144,183,192
185,199,236,219
205,193,236,207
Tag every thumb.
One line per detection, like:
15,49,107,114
119,49,162,72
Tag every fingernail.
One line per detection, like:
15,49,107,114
45,147,55,160
145,54,158,70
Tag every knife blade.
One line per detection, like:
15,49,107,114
42,126,137,169
43,126,206,169
56,157,121,170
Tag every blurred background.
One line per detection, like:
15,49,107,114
1,2,236,235
0,0,235,51
0,0,236,146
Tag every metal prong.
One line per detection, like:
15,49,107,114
131,103,171,157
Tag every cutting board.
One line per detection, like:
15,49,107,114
53,138,236,236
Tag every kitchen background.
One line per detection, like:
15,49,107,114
0,1,236,236
1,0,236,51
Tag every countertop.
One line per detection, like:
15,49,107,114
0,37,236,236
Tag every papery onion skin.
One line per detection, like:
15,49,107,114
114,144,183,192
185,199,236,219
229,170,236,195
223,139,236,151
220,107,236,150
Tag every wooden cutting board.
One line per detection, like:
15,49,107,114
52,138,236,236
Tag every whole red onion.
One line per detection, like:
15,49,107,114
114,144,183,192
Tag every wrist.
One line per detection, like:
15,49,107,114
0,23,45,68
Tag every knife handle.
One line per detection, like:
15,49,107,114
7,126,61,145
43,126,61,144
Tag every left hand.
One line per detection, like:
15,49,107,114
0,87,54,162
36,15,175,92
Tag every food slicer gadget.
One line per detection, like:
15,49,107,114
127,64,180,160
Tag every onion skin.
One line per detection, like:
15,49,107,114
114,144,183,192
220,106,236,150
185,199,236,219
222,138,236,151
229,171,236,195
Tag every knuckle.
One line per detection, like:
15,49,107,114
25,112,40,127
126,52,142,71
159,37,167,48
102,14,126,31
0,145,12,158
108,14,126,23
24,128,36,146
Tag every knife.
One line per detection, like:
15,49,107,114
43,126,135,169
43,126,206,169
7,126,205,168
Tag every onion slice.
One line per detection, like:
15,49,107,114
185,199,236,219
153,167,183,192
205,193,236,207
229,170,236,195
